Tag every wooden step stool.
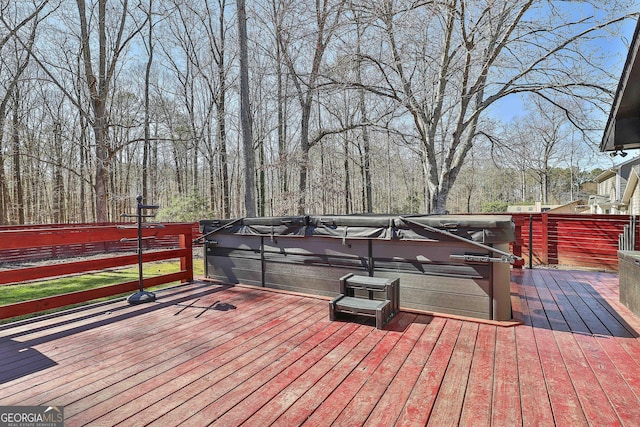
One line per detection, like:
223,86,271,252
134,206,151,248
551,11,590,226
329,273,400,329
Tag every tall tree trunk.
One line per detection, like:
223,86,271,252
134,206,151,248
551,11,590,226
53,121,64,222
237,0,256,216
143,0,154,204
12,91,24,224
258,137,265,216
355,13,372,213
343,136,352,213
0,102,9,225
77,0,135,222
217,40,230,217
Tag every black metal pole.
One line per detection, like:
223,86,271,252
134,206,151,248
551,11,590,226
529,214,533,269
125,194,158,304
137,194,144,292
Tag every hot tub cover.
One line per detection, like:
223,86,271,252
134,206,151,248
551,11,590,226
200,214,516,244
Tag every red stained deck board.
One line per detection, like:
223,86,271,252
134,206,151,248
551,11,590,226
242,322,376,426
394,319,463,426
109,316,370,425
537,270,591,334
458,324,496,427
210,320,364,426
2,268,640,427
595,335,640,402
271,323,386,426
491,327,522,426
519,271,552,330
364,315,445,427
573,333,640,425
139,304,332,425
6,286,290,408
329,313,421,426
44,291,297,415
181,317,348,425
0,284,232,397
426,321,478,427
119,301,331,426
533,328,588,426
532,271,571,332
515,326,555,426
564,276,632,337
300,321,409,426
553,331,620,425
67,295,325,424
1,285,277,395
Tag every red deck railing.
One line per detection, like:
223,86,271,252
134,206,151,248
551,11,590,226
0,223,195,320
0,214,633,321
510,213,634,271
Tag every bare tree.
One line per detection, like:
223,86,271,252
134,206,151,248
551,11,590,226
0,1,45,224
75,0,145,221
348,0,635,213
238,0,256,216
277,0,347,214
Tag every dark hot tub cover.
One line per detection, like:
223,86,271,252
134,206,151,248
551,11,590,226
200,214,515,244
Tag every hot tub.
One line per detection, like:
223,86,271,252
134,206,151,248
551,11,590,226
619,250,640,318
199,215,517,321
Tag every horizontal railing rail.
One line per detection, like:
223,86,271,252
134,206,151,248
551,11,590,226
0,222,195,320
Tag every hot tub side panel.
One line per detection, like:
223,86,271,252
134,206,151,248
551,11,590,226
372,240,493,320
205,234,262,287
261,238,370,296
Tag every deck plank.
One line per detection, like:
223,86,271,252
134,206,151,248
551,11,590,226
1,268,640,427
242,321,375,426
272,322,385,426
515,325,555,426
71,295,323,424
363,315,444,426
533,270,570,332
491,326,522,426
136,301,331,426
533,327,588,426
574,333,640,425
3,287,282,404
394,319,463,426
426,321,478,427
300,322,408,426
329,313,420,426
20,289,290,408
209,319,362,426
458,324,496,427
553,331,620,425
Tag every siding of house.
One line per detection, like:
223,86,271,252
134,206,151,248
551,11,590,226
597,176,617,213
632,184,640,214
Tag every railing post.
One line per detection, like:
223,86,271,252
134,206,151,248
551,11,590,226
541,212,549,265
511,215,523,269
180,224,194,283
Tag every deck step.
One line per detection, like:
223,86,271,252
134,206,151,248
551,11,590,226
329,273,400,329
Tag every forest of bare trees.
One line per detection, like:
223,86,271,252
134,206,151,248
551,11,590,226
0,0,636,224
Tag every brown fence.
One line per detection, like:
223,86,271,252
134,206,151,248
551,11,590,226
0,223,195,320
510,213,634,271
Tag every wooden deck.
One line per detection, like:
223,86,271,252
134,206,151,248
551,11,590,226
1,269,640,426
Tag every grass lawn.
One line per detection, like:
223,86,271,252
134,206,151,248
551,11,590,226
0,259,205,323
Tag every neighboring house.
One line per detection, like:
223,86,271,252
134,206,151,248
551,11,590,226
590,155,640,214
508,200,588,214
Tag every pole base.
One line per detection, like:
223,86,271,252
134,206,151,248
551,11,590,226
127,290,156,305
